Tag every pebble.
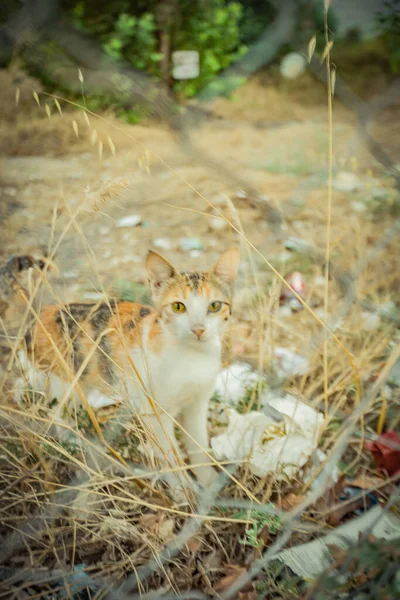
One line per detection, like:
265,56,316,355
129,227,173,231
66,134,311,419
117,214,142,228
63,270,78,279
82,292,104,301
209,218,228,232
362,311,381,330
351,201,367,212
179,237,203,252
153,238,171,251
280,52,307,79
332,172,360,193
278,305,293,318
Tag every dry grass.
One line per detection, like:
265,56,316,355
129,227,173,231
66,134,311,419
0,52,400,599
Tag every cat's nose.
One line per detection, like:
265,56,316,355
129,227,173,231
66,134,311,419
192,325,205,339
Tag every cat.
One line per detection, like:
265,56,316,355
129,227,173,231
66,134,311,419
15,248,240,500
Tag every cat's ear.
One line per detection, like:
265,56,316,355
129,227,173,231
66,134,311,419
211,248,240,290
146,250,177,295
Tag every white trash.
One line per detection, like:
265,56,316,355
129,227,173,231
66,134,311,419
214,362,264,405
211,394,324,480
274,347,309,378
117,214,142,228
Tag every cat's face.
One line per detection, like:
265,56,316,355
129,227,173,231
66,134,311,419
146,249,240,345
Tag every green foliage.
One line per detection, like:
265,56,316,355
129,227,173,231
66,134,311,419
67,0,246,99
172,0,247,98
236,380,266,414
103,12,162,74
376,0,400,72
235,506,282,548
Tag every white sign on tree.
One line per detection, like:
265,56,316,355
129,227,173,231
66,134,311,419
172,51,200,80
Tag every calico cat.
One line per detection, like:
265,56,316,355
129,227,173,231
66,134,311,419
16,249,240,498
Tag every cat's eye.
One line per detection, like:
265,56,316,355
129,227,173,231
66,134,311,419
171,302,186,313
208,301,222,313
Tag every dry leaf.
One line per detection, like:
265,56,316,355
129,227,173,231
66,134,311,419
281,492,306,511
45,104,51,119
238,591,258,600
346,475,384,490
186,536,203,553
214,565,252,594
139,513,175,542
308,35,316,63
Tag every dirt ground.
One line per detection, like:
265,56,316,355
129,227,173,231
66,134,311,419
1,70,399,375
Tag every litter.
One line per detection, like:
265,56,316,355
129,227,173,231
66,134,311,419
209,217,228,231
211,394,323,479
276,505,400,579
364,430,400,476
153,238,171,251
214,362,264,405
117,214,142,227
280,272,306,311
179,237,204,251
332,172,360,193
273,347,309,378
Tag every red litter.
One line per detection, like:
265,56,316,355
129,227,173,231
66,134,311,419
364,430,400,476
280,271,306,311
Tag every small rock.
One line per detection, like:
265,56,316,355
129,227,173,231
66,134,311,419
179,237,203,252
332,172,360,193
314,275,326,286
351,201,367,212
280,52,307,79
278,305,293,318
372,188,389,201
117,214,142,228
362,311,380,330
288,297,303,311
63,270,78,279
284,236,313,252
153,238,171,251
83,292,104,301
209,218,228,232
189,250,202,258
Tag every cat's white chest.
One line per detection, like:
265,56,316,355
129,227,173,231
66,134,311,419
132,339,220,416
